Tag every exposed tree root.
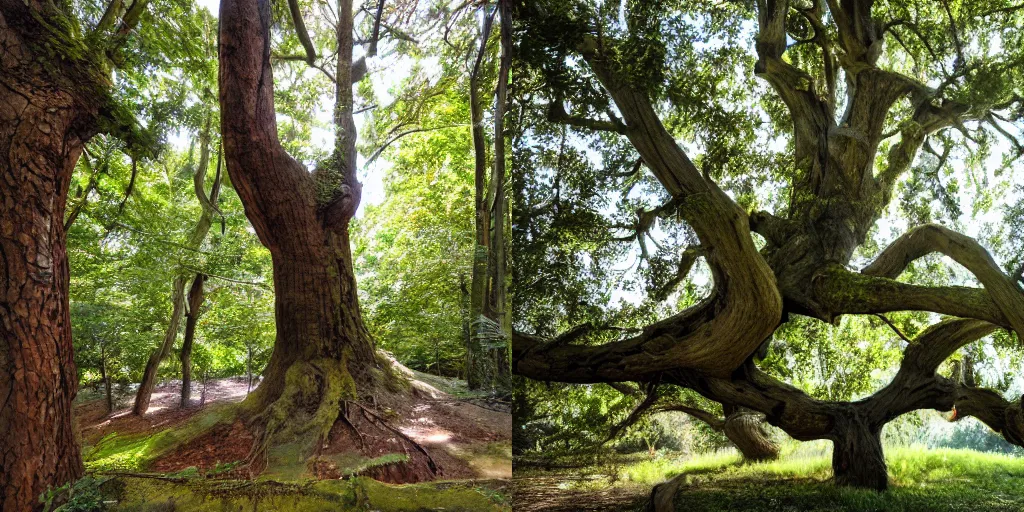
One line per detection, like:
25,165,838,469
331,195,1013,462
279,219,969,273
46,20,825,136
350,401,438,474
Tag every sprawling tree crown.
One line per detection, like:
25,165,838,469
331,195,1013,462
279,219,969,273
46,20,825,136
513,0,1024,381
511,0,1024,465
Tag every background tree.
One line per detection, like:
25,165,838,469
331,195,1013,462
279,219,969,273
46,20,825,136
466,0,512,392
354,112,477,377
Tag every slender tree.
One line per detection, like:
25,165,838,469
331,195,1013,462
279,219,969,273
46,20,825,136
467,0,512,391
133,117,222,414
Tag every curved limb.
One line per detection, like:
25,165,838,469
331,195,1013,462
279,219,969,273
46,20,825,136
513,22,782,382
862,224,1024,339
603,385,778,462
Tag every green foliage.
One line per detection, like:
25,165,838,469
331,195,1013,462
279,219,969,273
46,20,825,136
353,85,477,378
40,476,110,512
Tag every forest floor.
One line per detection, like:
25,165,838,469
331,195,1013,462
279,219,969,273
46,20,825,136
74,371,512,510
513,444,1024,512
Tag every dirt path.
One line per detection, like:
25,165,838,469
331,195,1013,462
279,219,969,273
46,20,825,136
511,473,648,512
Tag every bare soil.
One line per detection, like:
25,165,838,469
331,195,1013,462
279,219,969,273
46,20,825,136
511,472,648,512
74,374,512,483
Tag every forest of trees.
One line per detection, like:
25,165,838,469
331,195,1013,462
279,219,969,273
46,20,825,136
3,0,1024,511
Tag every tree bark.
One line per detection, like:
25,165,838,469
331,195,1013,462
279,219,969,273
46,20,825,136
133,276,187,415
180,273,206,407
0,0,150,506
0,5,106,508
830,412,887,490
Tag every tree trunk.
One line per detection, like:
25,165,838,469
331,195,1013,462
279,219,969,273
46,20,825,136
723,409,779,462
831,413,887,490
101,344,113,413
133,277,187,415
487,0,512,387
180,273,206,408
136,114,219,415
220,0,377,436
247,344,254,394
0,9,102,507
459,273,470,382
467,7,496,391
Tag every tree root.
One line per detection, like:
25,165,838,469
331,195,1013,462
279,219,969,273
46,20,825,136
350,401,438,475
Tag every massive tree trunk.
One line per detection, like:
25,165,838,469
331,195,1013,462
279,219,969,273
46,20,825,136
218,0,399,472
180,273,206,407
0,5,106,509
830,412,887,490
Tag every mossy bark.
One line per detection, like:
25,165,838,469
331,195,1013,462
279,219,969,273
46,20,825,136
218,0,405,477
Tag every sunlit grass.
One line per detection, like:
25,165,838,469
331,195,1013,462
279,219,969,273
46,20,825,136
538,443,1024,511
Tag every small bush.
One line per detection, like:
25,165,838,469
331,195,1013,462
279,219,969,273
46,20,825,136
40,476,109,512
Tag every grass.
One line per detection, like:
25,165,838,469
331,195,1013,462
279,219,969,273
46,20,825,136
520,443,1024,511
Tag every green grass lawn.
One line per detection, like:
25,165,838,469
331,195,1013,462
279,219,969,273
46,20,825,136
518,443,1024,511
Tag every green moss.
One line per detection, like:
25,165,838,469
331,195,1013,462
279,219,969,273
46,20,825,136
254,356,361,481
313,154,342,205
108,476,510,511
314,453,409,478
82,405,237,472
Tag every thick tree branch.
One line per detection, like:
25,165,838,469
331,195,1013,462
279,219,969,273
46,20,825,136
666,318,1023,451
862,224,1024,339
812,264,1010,328
287,0,316,64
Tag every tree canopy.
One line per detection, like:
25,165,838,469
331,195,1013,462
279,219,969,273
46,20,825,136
511,0,1024,491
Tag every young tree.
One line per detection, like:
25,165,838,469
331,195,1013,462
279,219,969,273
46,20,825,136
513,0,1024,491
133,117,223,414
467,0,512,391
